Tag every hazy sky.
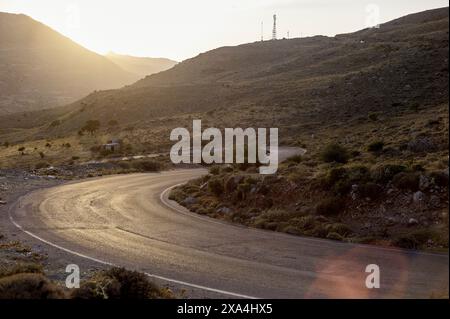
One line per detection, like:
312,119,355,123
0,0,448,61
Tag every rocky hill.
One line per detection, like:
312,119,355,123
9,7,443,140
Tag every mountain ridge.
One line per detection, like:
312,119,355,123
0,12,136,115
105,52,177,78
0,7,448,147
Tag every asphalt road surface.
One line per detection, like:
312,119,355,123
9,169,449,298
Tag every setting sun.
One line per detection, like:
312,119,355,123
1,0,448,60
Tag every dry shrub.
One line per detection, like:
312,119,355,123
0,273,65,299
71,267,172,299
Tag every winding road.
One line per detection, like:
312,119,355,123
9,169,449,298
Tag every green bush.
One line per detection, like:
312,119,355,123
323,166,372,195
347,165,371,182
306,224,328,238
287,169,304,183
35,162,50,169
108,120,119,127
81,120,100,135
286,154,302,164
326,232,344,241
208,178,224,196
358,182,383,199
208,166,220,175
221,165,234,173
393,172,420,191
368,112,379,121
0,273,65,299
327,167,347,185
325,167,352,194
132,160,161,172
117,161,131,170
168,188,186,202
254,209,296,224
316,197,345,216
253,210,298,230
430,171,449,188
326,223,352,237
367,141,384,153
393,230,440,249
237,183,252,194
50,120,61,127
289,216,317,231
320,144,350,164
371,164,406,183
224,176,237,193
99,149,113,157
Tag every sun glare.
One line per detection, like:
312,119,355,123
0,0,448,60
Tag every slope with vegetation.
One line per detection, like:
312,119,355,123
0,8,448,250
166,8,449,251
0,7,447,138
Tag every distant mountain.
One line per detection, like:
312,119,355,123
1,7,448,145
105,52,177,79
0,12,135,115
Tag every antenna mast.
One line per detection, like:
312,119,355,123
261,21,264,41
272,14,277,40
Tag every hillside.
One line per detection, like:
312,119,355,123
9,7,443,137
0,7,448,165
105,52,177,78
0,12,136,115
165,8,449,251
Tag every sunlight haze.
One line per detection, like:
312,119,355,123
0,0,448,61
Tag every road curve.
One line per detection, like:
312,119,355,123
9,169,448,298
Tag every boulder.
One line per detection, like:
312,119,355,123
407,137,437,153
182,196,197,206
216,207,232,214
428,195,441,208
419,175,430,191
413,191,426,203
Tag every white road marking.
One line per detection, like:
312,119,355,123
7,170,447,301
160,183,449,258
8,198,258,299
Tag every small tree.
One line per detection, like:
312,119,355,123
368,112,379,121
82,120,101,135
320,144,350,164
108,120,119,127
367,141,384,153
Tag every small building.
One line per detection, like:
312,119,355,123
102,138,121,152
